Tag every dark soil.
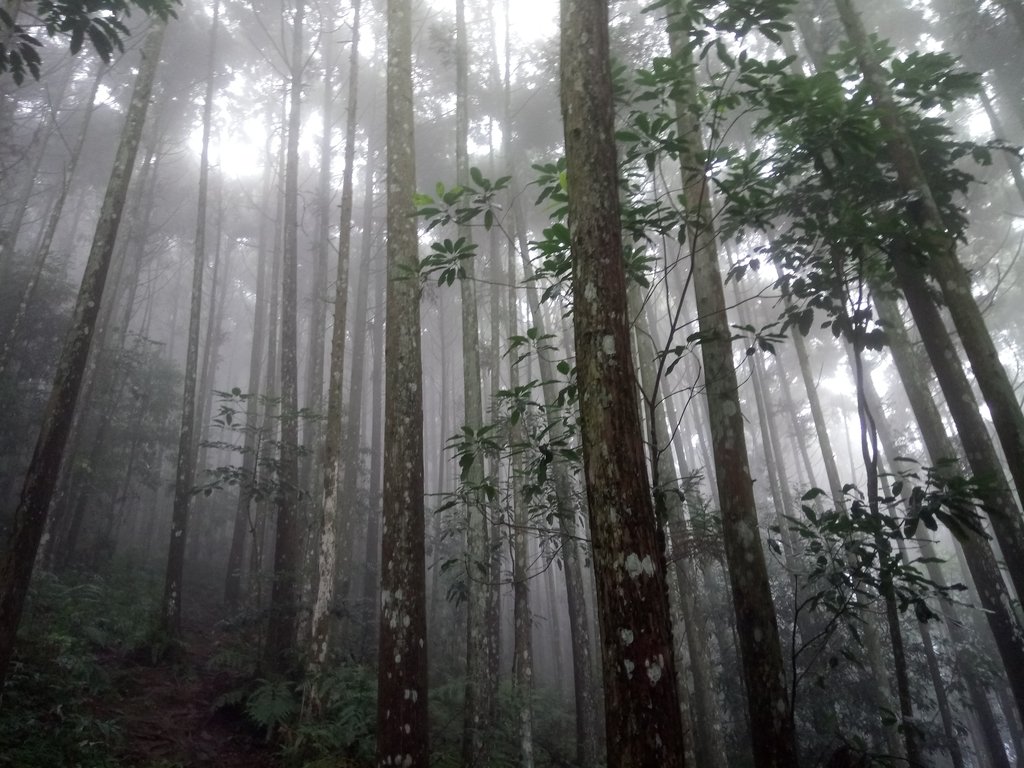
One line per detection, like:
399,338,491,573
95,606,279,768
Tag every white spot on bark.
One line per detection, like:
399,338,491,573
625,553,642,577
625,553,656,578
620,628,634,645
646,658,663,684
602,334,615,356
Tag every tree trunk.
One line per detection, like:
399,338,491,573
265,0,305,673
454,1,493,760
633,287,727,768
873,284,1024,723
361,248,386,663
0,20,166,686
0,65,103,377
310,0,362,672
509,266,535,768
375,0,429,761
160,3,218,637
561,1,686,765
505,28,600,761
836,0,1024,518
666,5,797,764
224,128,275,609
348,155,378,655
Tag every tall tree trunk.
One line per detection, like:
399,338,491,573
348,155,378,651
836,0,1024,515
505,14,599,757
666,5,797,764
0,20,166,686
265,0,305,673
224,132,275,609
311,0,362,671
361,248,386,663
873,284,1024,723
560,1,686,765
454,0,493,760
161,3,218,637
633,288,727,768
0,65,103,376
376,0,429,761
508,260,535,768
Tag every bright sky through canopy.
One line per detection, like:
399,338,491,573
425,0,558,44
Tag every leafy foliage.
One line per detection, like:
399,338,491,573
0,569,159,766
197,387,319,503
0,0,179,84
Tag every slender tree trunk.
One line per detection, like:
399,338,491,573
265,0,305,673
310,0,362,671
361,251,386,663
633,288,727,768
224,136,274,609
509,266,535,768
160,4,218,637
453,1,492,760
873,284,1024,723
561,1,686,765
506,44,600,767
836,0,1024,513
376,0,429,761
0,20,166,686
0,66,103,376
349,158,378,652
666,5,797,764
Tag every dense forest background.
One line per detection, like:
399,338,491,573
1,0,1024,766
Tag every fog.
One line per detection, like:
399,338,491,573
1,0,1023,766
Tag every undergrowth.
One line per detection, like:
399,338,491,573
0,566,159,767
220,660,578,768
213,661,378,767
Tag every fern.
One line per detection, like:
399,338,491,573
246,678,298,738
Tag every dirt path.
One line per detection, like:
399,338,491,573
98,610,279,768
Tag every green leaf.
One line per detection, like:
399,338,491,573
801,487,826,501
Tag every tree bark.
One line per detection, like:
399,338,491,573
0,20,166,686
310,0,362,673
224,128,275,609
453,0,493,760
836,0,1024,518
666,5,797,764
633,288,727,768
160,1,219,638
265,0,305,673
376,0,428,762
561,1,686,765
873,284,1024,723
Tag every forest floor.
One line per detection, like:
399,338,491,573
92,604,281,768
0,569,286,768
